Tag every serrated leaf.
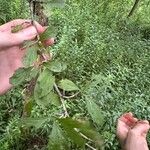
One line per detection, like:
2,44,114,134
58,79,79,91
40,26,57,41
37,69,55,95
10,67,32,86
35,92,50,107
21,118,47,129
58,118,103,147
22,41,36,49
79,123,103,146
35,92,60,108
48,122,66,150
73,118,103,146
58,118,86,147
49,92,61,106
23,44,38,67
86,98,104,126
34,69,55,107
45,60,67,73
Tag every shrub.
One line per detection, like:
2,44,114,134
0,0,150,149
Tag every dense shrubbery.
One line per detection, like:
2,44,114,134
0,0,150,149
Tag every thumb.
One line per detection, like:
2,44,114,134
13,22,45,45
131,120,150,137
14,26,39,44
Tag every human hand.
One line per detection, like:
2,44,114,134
0,19,54,95
125,120,150,150
117,112,138,147
117,113,150,150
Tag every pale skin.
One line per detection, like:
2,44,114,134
117,112,150,150
0,20,149,150
0,19,54,95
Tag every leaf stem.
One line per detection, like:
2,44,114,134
32,20,40,41
29,1,40,40
54,83,69,117
74,128,93,142
62,92,79,99
74,128,96,150
85,143,97,150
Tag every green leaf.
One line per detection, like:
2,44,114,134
73,117,103,146
58,118,86,147
86,98,104,126
79,123,103,146
35,92,51,107
23,44,38,67
58,79,79,91
34,90,48,107
37,69,55,95
48,122,66,150
29,68,39,79
45,60,67,73
22,41,37,49
34,69,55,107
34,90,60,107
49,92,61,106
21,118,47,129
40,26,57,41
58,118,103,147
10,67,32,86
23,98,33,117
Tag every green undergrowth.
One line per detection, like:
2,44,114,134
0,0,150,149
0,0,29,25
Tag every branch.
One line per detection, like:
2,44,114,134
85,143,97,150
127,0,140,18
62,92,79,99
54,83,69,117
74,128,96,150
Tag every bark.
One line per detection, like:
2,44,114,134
28,0,48,26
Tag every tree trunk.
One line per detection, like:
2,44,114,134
28,0,48,26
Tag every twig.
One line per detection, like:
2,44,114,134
79,132,93,142
32,20,40,41
29,0,40,40
74,128,93,142
62,92,79,99
85,143,97,150
52,85,79,99
54,83,69,117
54,83,62,97
74,128,97,150
29,0,34,22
